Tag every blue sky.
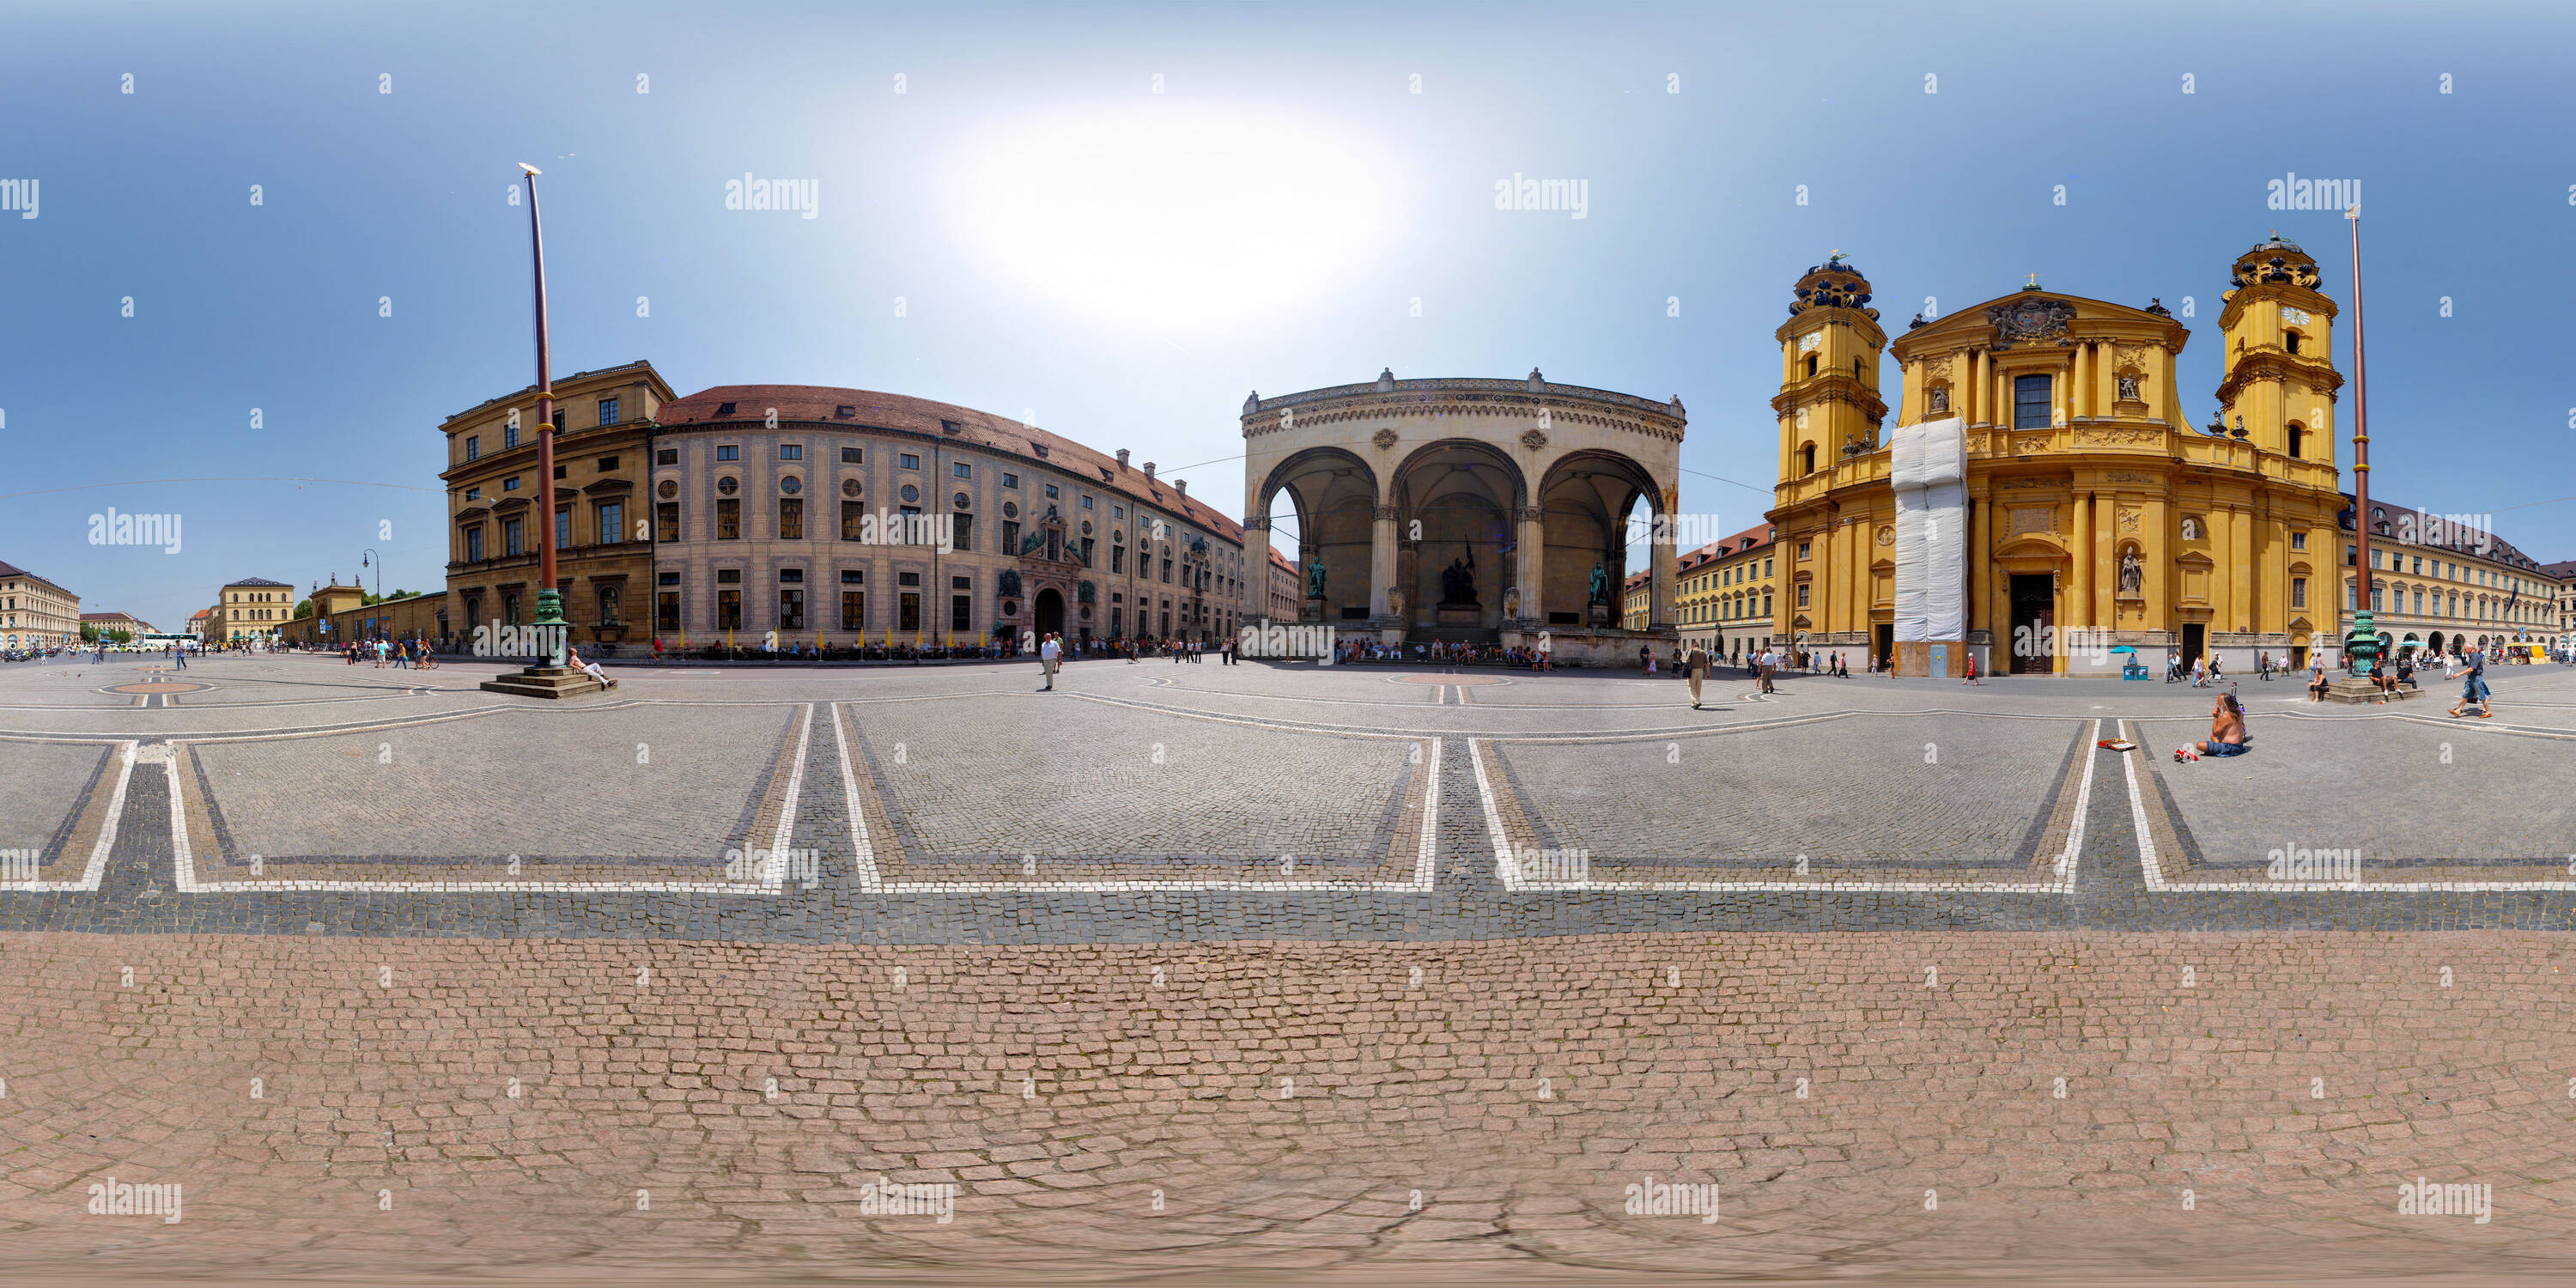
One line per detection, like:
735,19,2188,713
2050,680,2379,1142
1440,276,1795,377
6,0,2574,632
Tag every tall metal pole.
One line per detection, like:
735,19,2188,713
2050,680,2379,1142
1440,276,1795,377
523,164,568,669
2346,204,2378,677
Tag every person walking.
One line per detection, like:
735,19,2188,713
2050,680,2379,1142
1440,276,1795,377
1039,632,1062,691
1962,651,1981,685
1756,646,1776,695
1686,641,1709,709
2448,644,2492,719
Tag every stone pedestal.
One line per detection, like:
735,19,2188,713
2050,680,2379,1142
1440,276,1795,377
1586,602,1611,628
1301,597,1326,623
2321,677,2422,705
480,665,605,699
1435,604,1481,627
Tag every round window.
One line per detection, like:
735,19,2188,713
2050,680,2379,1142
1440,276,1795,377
953,491,971,509
900,483,920,503
657,479,677,499
1081,520,1092,535
841,478,860,497
781,477,802,495
1003,501,1018,519
717,477,738,495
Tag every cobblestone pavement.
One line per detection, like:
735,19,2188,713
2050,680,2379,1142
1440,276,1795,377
3,654,2574,1282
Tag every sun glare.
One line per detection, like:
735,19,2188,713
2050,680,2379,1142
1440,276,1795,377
951,104,1399,328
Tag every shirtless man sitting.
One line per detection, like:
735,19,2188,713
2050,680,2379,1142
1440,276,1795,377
2176,692,2246,762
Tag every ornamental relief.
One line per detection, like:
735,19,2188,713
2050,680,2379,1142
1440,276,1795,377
2078,426,2164,447
2009,507,2055,537
2105,471,2157,483
1985,296,2077,348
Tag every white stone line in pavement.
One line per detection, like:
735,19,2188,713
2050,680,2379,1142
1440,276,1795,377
838,699,1438,893
170,706,811,895
0,738,132,892
2123,718,2576,893
1478,723,2093,896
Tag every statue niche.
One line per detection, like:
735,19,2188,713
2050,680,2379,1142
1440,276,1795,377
1433,544,1479,627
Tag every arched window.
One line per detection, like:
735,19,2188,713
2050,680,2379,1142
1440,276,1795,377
2285,422,2306,459
1804,355,1819,380
1852,357,1864,379
2284,330,2304,355
1798,442,1818,475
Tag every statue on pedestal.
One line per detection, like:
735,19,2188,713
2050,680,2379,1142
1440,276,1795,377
1589,562,1610,605
1304,555,1327,599
1437,546,1478,605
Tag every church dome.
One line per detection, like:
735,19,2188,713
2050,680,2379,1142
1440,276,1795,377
1788,252,1877,320
2231,231,2322,289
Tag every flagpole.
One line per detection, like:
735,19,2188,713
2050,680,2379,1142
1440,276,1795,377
2345,204,2379,677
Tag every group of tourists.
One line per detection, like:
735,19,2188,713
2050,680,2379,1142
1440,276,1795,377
338,637,436,669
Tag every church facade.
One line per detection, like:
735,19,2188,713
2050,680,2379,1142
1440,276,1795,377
1764,238,2352,675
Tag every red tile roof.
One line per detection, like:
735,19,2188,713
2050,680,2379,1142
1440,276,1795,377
659,386,1242,544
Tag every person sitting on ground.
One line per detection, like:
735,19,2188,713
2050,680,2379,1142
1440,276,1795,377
567,644,616,690
2176,692,2248,762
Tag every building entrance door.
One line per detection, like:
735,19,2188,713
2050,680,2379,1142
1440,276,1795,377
2181,622,2206,668
2008,574,2053,673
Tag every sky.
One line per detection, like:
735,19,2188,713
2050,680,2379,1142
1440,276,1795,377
6,0,2576,634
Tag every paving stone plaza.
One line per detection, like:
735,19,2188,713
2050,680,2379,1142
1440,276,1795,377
3,652,2574,1282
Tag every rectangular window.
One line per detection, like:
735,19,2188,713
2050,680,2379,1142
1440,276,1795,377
952,461,972,478
464,487,480,501
898,592,920,632
1080,495,1093,509
841,590,865,630
1080,537,1094,565
503,517,524,556
718,589,742,629
777,444,802,461
656,501,679,543
778,497,804,540
656,592,679,631
503,477,519,491
1764,558,1773,577
656,448,677,465
717,568,741,583
1044,483,1059,499
556,508,572,550
841,500,865,540
2013,374,2053,430
598,398,620,426
2347,544,2358,567
465,435,481,461
1111,544,1126,574
898,571,920,586
1002,471,1019,489
2348,580,2358,611
598,585,622,624
1001,520,1020,555
779,588,805,630
716,445,739,462
597,456,619,471
951,595,971,632
597,501,624,544
841,447,862,464
1162,558,1173,583
2291,532,2306,550
1797,542,1810,560
899,453,920,471
716,498,741,540
659,571,680,586
951,515,973,551
504,423,519,449
465,526,484,562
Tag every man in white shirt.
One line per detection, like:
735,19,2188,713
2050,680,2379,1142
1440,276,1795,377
1038,633,1061,691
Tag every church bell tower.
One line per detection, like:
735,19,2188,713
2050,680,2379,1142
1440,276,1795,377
1773,252,1889,487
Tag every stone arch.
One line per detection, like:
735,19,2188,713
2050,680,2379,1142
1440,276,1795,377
1391,440,1528,629
1536,449,1662,629
1256,447,1379,625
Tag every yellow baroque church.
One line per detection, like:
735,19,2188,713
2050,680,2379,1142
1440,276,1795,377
1765,236,2350,675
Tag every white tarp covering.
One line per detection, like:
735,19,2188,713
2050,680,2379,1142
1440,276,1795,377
1890,416,1967,642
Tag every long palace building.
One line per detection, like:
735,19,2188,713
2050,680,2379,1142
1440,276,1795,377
1765,237,2359,675
428,361,1261,652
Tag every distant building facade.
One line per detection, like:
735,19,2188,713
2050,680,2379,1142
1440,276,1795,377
2,562,82,650
211,577,295,642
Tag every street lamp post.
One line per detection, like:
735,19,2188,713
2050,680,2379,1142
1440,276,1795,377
2345,204,2379,678
522,162,569,671
361,548,380,600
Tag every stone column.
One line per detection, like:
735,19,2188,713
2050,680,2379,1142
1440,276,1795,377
1969,495,1990,641
1650,512,1678,629
2072,343,2091,421
2231,507,2255,633
2093,491,2117,633
1370,504,1399,623
1516,506,1546,626
2069,492,2093,633
2145,496,2171,642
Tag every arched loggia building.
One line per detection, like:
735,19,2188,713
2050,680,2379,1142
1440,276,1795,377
1240,369,1686,664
